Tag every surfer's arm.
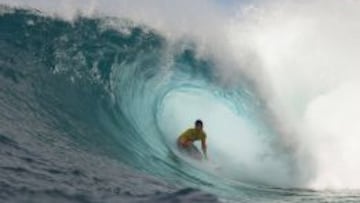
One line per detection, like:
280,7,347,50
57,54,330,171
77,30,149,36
201,138,207,159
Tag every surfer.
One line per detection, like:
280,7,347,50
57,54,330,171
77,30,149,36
177,120,208,160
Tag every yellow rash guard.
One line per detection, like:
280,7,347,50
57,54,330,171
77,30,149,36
179,128,206,144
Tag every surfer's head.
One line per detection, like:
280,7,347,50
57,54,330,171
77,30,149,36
195,119,203,130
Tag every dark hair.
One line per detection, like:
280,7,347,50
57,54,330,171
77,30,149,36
195,119,203,126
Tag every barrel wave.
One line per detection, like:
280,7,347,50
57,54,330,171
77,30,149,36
1,4,360,203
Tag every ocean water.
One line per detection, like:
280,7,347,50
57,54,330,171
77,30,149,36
1,1,360,202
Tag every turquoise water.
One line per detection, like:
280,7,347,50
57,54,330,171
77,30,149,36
1,6,360,203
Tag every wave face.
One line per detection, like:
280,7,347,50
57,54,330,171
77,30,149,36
1,4,360,203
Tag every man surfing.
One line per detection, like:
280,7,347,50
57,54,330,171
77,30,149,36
177,120,208,160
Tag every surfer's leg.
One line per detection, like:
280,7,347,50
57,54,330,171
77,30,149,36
177,138,188,153
189,144,202,160
177,139,195,156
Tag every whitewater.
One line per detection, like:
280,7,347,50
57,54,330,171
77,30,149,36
1,0,360,202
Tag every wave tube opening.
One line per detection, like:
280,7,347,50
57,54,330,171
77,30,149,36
158,83,296,187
